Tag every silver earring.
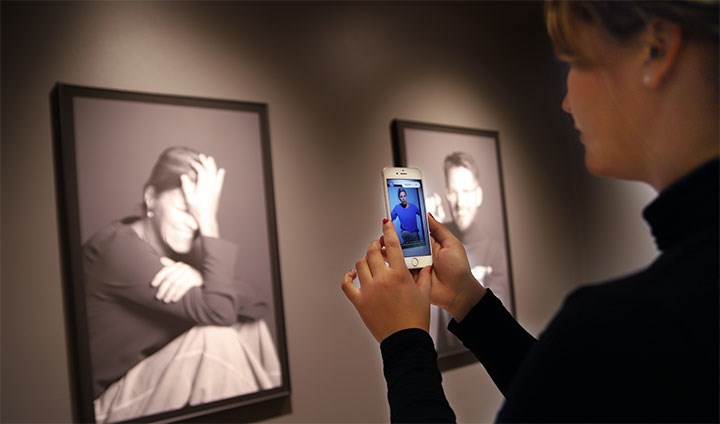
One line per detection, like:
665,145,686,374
643,74,652,86
147,210,154,218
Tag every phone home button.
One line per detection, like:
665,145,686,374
411,257,419,267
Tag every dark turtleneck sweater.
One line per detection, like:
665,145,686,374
381,158,719,423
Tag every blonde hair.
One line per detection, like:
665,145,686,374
545,0,719,63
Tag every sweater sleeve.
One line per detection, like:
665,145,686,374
175,236,241,324
188,237,268,321
448,289,536,397
381,328,456,423
88,228,242,325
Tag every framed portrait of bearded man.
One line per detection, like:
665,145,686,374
391,119,515,371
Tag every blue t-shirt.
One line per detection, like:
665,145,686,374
391,203,420,232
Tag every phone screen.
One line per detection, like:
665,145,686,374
386,178,432,257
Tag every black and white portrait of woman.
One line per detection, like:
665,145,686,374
54,85,288,423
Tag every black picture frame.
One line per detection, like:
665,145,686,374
51,83,290,423
391,119,515,371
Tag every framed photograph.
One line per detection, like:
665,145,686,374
391,119,515,371
52,84,290,423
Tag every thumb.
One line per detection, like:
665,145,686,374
180,174,193,198
160,257,175,267
415,265,432,297
428,213,456,246
341,269,361,305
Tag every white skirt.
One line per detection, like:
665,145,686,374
94,320,281,423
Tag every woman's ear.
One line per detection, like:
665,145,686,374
642,19,683,89
143,186,156,217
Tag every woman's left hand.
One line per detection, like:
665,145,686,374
151,257,204,303
181,154,226,238
341,219,432,343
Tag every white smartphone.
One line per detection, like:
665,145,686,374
382,167,433,269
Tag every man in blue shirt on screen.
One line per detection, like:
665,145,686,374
391,188,421,245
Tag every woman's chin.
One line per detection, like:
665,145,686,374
584,153,613,178
167,240,193,255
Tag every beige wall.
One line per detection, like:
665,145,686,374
1,2,657,422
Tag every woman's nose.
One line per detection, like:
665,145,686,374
561,93,571,114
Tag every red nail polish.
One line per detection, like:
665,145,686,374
383,218,389,225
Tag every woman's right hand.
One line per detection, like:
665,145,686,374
427,214,486,322
341,219,432,343
151,257,204,303
181,154,226,238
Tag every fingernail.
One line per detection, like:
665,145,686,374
383,218,389,225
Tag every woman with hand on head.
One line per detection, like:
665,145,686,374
85,146,281,423
342,1,718,422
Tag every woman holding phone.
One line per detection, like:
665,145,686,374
342,1,718,422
